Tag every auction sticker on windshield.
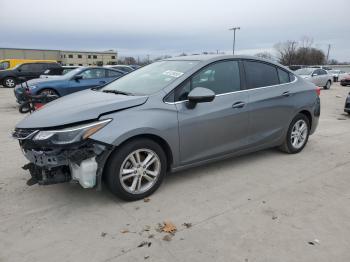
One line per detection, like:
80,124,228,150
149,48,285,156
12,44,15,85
162,70,184,78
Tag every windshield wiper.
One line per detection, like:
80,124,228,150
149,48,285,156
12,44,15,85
102,89,133,96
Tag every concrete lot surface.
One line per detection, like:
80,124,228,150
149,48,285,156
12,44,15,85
0,83,350,262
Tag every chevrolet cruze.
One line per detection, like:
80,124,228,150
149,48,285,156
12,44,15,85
12,55,320,201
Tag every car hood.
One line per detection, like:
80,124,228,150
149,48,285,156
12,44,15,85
16,89,148,128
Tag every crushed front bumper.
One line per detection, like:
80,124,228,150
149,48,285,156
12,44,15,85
15,133,113,188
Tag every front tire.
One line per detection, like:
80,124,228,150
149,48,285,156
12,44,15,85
38,88,59,96
105,138,167,201
3,77,16,88
279,114,310,154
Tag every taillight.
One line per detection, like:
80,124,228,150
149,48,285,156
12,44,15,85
316,87,321,96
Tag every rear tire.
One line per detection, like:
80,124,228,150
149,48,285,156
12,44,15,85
3,77,16,88
279,114,310,154
105,138,167,201
323,80,331,90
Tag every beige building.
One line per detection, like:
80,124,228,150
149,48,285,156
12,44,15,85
0,48,118,66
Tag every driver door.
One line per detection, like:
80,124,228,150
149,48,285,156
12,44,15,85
175,60,249,165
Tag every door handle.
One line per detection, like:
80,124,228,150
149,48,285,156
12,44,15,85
99,81,106,84
282,91,290,97
232,101,246,109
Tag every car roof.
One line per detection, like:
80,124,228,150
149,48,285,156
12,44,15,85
163,55,291,72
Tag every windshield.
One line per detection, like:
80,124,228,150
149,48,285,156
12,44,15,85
295,68,314,75
101,60,199,95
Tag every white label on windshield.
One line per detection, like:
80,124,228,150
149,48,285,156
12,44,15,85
162,70,184,78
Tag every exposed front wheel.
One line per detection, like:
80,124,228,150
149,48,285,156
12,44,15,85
105,138,167,201
279,114,310,154
3,77,16,88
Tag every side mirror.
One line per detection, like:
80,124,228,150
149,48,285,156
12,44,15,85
188,87,215,106
73,75,83,81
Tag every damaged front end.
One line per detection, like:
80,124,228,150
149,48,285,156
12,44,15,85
12,119,113,189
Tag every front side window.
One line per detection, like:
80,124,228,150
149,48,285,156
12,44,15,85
101,60,199,95
244,61,279,89
175,60,241,101
79,68,106,79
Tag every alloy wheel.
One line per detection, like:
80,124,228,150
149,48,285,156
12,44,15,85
5,78,15,88
290,119,308,149
119,149,161,194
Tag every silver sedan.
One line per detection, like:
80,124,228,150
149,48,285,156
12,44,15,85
296,68,333,89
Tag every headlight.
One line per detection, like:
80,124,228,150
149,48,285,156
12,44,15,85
33,119,112,145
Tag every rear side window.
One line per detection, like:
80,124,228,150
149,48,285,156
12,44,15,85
175,60,241,101
244,61,279,89
108,70,123,77
277,68,290,84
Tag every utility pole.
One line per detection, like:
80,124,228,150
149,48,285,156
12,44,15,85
229,27,240,55
326,44,331,64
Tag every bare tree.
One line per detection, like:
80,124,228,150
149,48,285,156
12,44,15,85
255,51,274,60
274,40,298,65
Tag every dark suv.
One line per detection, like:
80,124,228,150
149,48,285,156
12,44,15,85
0,62,61,88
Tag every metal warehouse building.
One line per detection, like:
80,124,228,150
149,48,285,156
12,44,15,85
0,48,118,66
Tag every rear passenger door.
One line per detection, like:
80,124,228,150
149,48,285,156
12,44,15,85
243,60,295,146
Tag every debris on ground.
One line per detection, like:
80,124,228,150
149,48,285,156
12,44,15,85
135,207,140,210
144,256,150,260
138,241,152,248
262,201,266,204
272,215,278,220
161,221,177,234
336,95,342,98
121,229,129,234
148,234,154,239
144,197,151,202
308,239,320,245
101,232,107,237
162,234,173,242
143,225,151,232
337,118,346,120
182,222,192,228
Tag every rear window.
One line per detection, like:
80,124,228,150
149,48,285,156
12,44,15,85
277,68,290,84
244,61,279,89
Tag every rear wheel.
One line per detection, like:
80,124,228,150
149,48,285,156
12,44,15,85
105,138,167,201
3,77,16,88
279,114,310,154
324,80,331,90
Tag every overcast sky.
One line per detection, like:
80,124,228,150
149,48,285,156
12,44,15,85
1,0,349,61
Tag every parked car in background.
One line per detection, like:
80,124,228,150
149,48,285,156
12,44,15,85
345,93,350,115
105,65,135,73
340,76,350,86
0,59,57,71
327,70,348,82
14,67,125,102
12,55,320,200
0,62,61,88
295,67,332,89
310,65,333,71
40,66,80,79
